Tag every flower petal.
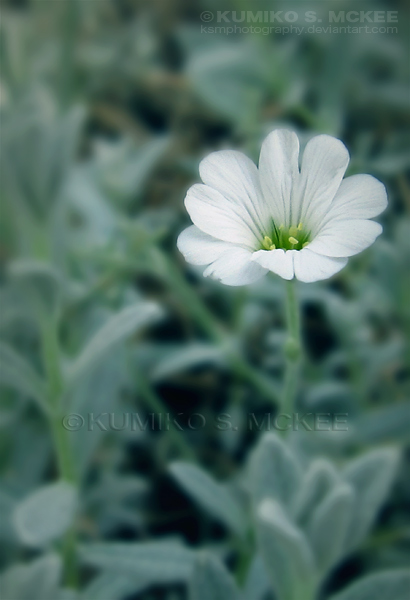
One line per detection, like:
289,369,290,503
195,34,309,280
185,184,257,247
203,247,267,286
308,219,382,258
297,135,350,233
251,249,294,280
258,130,300,227
321,174,387,225
199,150,270,234
177,226,233,266
293,248,347,282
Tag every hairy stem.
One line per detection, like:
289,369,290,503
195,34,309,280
281,280,302,427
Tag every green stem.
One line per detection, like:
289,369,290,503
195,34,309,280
133,368,196,461
151,248,280,405
59,0,79,109
41,317,78,588
281,280,302,424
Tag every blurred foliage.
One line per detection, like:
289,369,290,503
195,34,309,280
0,0,409,599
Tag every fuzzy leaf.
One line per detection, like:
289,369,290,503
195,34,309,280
248,433,301,508
189,554,240,600
0,342,47,412
257,499,315,600
169,462,246,537
329,569,410,600
0,554,61,600
343,448,399,551
14,481,77,547
69,302,163,386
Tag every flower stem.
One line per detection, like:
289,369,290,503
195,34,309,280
41,317,78,588
282,280,302,425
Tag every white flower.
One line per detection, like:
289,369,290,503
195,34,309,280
177,130,387,285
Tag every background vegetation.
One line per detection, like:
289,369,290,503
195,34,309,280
0,1,409,599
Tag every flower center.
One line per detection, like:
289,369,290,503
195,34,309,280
260,222,310,252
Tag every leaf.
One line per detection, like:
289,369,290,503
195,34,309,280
292,459,338,523
81,572,150,600
0,342,47,412
14,481,77,547
0,554,61,600
187,42,268,124
329,569,410,600
151,343,225,381
243,556,271,600
80,540,195,584
257,499,315,600
189,554,240,600
169,462,246,537
342,448,399,551
69,302,163,386
8,260,62,319
248,433,301,508
306,483,355,573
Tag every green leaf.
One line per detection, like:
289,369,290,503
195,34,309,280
0,342,47,412
243,556,271,600
329,569,410,600
80,540,195,584
169,462,246,537
8,260,62,319
306,483,355,573
189,554,240,600
343,448,399,551
152,343,225,381
81,572,150,600
69,302,163,386
14,481,77,547
257,499,315,600
0,554,61,600
292,459,338,523
248,433,301,508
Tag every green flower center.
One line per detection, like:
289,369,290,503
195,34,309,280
260,222,311,252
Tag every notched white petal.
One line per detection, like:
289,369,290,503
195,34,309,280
251,249,295,280
323,174,388,224
259,129,300,227
203,248,267,286
309,219,383,258
177,226,233,266
185,183,257,246
293,248,348,283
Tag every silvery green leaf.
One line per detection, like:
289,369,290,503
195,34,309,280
257,499,315,600
81,572,150,600
189,554,240,600
243,556,271,600
80,540,195,583
329,569,410,600
342,448,399,551
151,343,225,381
306,483,355,573
0,342,48,412
187,42,268,123
169,462,246,537
69,302,163,386
355,403,410,444
248,433,301,508
292,459,338,523
14,481,77,547
0,554,61,600
8,260,62,319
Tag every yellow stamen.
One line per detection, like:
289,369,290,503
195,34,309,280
263,236,273,249
279,224,284,230
302,241,309,248
289,226,298,237
289,236,299,245
269,243,276,250
297,222,303,230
